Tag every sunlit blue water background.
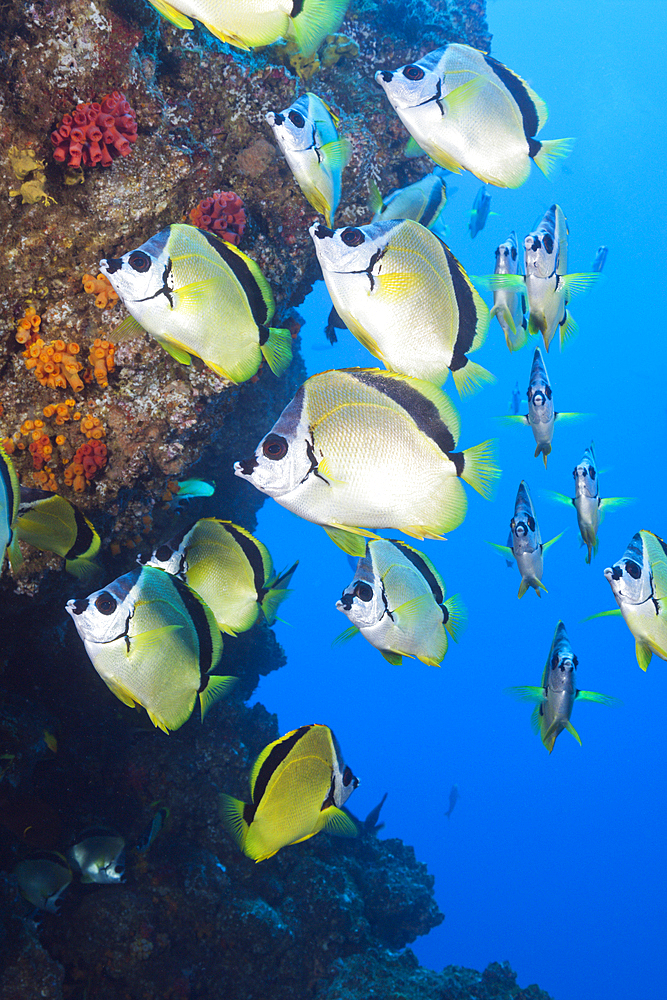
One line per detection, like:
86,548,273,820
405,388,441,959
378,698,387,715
245,2,667,998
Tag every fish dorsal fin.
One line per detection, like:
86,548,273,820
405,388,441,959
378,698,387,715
195,231,275,327
107,314,146,344
332,625,360,648
389,539,446,602
199,675,238,721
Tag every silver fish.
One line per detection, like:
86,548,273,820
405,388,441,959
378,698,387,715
505,348,582,467
490,232,527,352
489,480,562,597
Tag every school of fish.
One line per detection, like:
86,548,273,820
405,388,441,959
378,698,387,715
2,14,656,906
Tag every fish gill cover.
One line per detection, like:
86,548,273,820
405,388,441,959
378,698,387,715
0,0,638,998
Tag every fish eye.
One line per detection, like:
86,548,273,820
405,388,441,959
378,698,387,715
526,516,535,532
589,468,596,480
353,581,373,602
288,110,305,128
511,247,517,260
542,234,554,255
625,560,641,579
95,592,118,615
128,251,151,273
262,433,288,461
342,765,354,786
545,386,553,400
402,64,425,81
341,228,365,247
154,544,173,562
573,656,579,667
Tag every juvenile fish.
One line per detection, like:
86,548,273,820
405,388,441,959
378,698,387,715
375,44,572,188
505,348,582,467
266,93,351,228
68,829,125,884
489,480,562,598
17,489,101,584
468,185,491,238
490,232,527,352
368,169,448,229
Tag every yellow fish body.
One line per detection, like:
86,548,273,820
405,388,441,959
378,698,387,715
219,723,358,862
148,0,348,56
16,490,101,583
603,530,667,671
101,224,292,385
0,442,21,571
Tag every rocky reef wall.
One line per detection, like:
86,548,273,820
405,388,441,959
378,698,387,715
0,2,554,998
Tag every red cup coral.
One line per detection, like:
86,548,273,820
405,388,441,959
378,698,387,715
51,91,138,169
189,191,246,246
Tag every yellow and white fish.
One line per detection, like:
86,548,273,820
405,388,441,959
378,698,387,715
368,169,448,229
592,530,667,672
375,44,572,188
146,517,297,635
545,443,633,563
146,0,348,56
266,93,351,228
336,537,466,666
65,565,237,733
14,852,72,913
310,219,493,394
101,224,292,384
68,829,125,884
507,621,617,752
234,367,500,553
0,442,21,571
219,723,359,862
489,480,562,598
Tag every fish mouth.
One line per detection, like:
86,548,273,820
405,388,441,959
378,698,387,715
311,222,335,241
375,70,393,86
234,457,258,477
101,257,123,275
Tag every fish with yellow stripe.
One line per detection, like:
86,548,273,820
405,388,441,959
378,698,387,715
146,0,348,56
310,219,493,395
234,367,500,554
375,44,572,188
368,169,448,229
146,517,297,635
0,442,21,571
101,224,292,385
507,621,617,752
335,537,466,666
16,489,101,584
266,93,351,228
219,723,359,862
66,565,237,733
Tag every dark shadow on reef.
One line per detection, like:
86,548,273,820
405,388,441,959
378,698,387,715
0,0,554,997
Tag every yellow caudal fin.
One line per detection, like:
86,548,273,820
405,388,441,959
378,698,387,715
262,560,298,624
260,326,293,377
218,794,250,852
533,137,575,177
147,0,194,30
636,641,652,672
451,359,496,397
199,675,238,721
460,439,501,500
291,0,348,56
443,593,467,642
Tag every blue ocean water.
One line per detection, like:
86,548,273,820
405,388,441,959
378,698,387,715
250,2,667,998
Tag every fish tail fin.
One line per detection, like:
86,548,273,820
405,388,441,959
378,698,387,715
443,593,467,642
261,561,298,624
218,794,249,852
260,326,293,377
291,0,348,56
533,137,575,177
451,359,496,397
534,442,552,467
460,439,500,500
200,675,238,721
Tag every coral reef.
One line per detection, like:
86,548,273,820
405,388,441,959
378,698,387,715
189,190,247,245
82,273,119,310
50,91,138,169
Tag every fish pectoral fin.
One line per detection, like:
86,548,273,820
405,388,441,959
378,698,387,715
576,690,621,707
505,685,546,703
443,74,487,118
380,649,403,666
558,311,579,348
331,625,361,649
635,641,652,672
487,541,515,560
530,704,542,735
472,273,524,292
404,135,428,159
148,0,194,30
542,531,566,553
392,594,432,628
560,272,601,297
367,177,383,215
218,794,249,851
565,720,582,746
533,137,575,177
322,524,373,557
542,489,574,507
260,326,293,378
443,593,467,642
130,625,184,656
498,414,529,426
581,608,622,623
107,315,146,344
554,411,589,422
321,806,359,838
378,270,426,301
601,496,635,511
320,138,353,171
452,360,496,398
317,455,345,486
199,675,238,721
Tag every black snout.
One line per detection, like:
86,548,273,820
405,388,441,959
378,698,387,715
236,456,258,476
377,70,393,84
611,565,623,581
70,598,89,615
339,592,354,611
313,224,335,240
103,257,123,275
272,112,284,126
